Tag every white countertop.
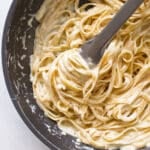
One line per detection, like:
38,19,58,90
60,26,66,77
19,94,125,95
0,1,49,150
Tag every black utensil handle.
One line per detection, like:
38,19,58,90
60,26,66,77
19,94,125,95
94,0,143,49
81,0,143,64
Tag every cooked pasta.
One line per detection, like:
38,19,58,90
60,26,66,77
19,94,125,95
30,0,150,148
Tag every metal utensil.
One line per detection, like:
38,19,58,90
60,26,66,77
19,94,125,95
80,0,143,66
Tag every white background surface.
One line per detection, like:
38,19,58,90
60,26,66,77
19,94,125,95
0,1,49,150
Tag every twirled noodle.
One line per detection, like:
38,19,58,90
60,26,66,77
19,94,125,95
30,0,150,148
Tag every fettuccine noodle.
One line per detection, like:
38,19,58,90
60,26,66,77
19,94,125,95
30,0,150,148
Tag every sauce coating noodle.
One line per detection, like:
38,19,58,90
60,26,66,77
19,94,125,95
31,0,150,148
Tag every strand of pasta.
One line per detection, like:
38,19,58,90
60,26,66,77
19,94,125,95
31,0,150,148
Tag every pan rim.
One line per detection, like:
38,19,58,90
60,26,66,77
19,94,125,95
1,1,59,149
